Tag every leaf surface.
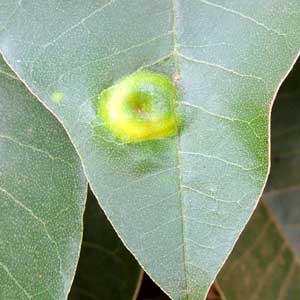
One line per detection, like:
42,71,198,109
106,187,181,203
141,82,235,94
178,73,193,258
0,55,87,299
0,1,300,299
217,61,300,300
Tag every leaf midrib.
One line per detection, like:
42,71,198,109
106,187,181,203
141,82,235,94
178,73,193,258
171,0,190,299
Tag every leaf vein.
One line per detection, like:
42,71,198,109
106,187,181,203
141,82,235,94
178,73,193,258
0,260,31,299
172,0,190,298
0,134,73,167
45,31,173,92
43,0,115,49
179,151,255,171
181,101,249,124
182,185,237,205
0,187,63,283
0,69,19,81
178,53,266,83
197,0,286,37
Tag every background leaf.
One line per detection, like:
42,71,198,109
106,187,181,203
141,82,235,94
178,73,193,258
0,55,87,299
1,1,300,299
217,202,300,300
265,92,300,255
69,188,142,300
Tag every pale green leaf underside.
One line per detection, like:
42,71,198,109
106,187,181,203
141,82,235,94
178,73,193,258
0,56,87,299
217,90,300,299
0,1,299,299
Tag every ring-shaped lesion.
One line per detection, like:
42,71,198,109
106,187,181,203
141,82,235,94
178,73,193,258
97,70,180,143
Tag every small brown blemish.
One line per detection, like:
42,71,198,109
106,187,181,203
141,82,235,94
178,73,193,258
173,72,180,84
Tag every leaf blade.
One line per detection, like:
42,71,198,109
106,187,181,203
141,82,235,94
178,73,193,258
0,55,87,299
216,58,300,300
0,1,300,299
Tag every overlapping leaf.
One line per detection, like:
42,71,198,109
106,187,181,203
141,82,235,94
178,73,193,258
0,55,87,299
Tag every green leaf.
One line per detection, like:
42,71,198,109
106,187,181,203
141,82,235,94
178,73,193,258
0,55,87,299
0,1,299,299
216,64,300,299
69,188,142,300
